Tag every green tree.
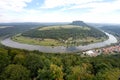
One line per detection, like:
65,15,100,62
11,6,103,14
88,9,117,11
96,68,120,80
51,57,62,66
67,64,94,80
13,53,26,65
24,53,44,78
1,64,30,80
50,64,64,80
91,61,112,75
37,68,50,80
37,64,64,80
0,51,10,73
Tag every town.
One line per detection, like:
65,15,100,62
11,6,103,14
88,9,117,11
83,44,120,57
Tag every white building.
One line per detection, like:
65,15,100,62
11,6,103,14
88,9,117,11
83,50,96,56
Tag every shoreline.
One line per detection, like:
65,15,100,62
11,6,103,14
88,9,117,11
1,32,117,53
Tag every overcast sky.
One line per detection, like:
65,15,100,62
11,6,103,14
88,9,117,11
0,0,120,23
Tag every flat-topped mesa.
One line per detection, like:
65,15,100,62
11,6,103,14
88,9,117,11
70,21,88,27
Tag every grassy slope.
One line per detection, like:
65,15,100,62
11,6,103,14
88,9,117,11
12,35,64,46
12,35,106,46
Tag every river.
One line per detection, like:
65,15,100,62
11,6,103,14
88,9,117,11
1,32,117,53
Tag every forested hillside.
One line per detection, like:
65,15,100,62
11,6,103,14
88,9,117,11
22,25,106,40
22,21,107,40
0,47,120,80
15,21,108,46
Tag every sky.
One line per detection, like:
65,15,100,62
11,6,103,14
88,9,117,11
0,0,120,23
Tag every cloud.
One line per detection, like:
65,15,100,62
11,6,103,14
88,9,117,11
41,0,120,14
0,0,32,22
16,10,74,22
56,0,120,23
41,0,103,8
60,0,120,12
0,0,120,23
91,0,120,13
0,0,32,12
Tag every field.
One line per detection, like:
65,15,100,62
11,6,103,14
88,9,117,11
12,34,107,46
0,26,13,29
39,25,91,31
12,35,64,46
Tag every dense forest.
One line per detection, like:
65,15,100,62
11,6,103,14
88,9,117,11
22,25,107,41
0,46,120,80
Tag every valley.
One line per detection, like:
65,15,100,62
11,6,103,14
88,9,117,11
1,0,120,79
0,21,120,80
0,21,117,53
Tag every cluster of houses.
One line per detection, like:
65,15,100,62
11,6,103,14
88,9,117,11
83,45,120,57
102,45,120,54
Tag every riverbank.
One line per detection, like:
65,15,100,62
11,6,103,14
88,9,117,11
1,32,117,53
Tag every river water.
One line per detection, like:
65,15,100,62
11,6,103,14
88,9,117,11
1,32,117,53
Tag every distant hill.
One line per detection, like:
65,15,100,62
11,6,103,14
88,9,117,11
70,21,89,26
